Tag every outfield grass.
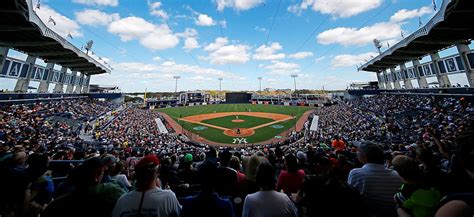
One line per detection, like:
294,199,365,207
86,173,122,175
158,104,313,144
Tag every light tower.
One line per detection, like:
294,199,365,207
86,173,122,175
173,76,181,93
257,77,262,93
291,74,298,92
218,78,223,100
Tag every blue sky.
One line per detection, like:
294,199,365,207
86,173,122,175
4,0,470,92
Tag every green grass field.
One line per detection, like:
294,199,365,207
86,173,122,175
158,104,313,144
202,115,274,129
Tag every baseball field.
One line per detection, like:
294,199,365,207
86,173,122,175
158,104,313,145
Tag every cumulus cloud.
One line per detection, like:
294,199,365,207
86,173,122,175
73,0,118,7
316,6,434,47
263,60,300,75
288,0,382,18
252,43,286,61
390,6,433,23
152,56,162,62
183,38,200,51
115,61,243,80
317,22,402,46
149,1,169,20
36,5,82,38
108,16,179,50
331,52,378,67
216,0,265,11
195,14,216,26
288,51,313,59
203,37,250,65
75,9,119,26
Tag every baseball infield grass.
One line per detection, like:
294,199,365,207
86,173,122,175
158,104,312,144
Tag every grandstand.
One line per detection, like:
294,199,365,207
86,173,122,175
1,0,474,217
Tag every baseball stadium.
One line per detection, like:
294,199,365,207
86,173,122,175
1,0,474,217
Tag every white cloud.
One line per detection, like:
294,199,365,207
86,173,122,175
73,0,118,7
115,61,243,80
176,28,198,38
331,52,378,67
36,5,82,38
75,9,119,26
219,20,227,28
314,56,326,63
390,6,433,23
216,0,265,11
108,16,179,50
288,51,313,59
195,14,216,26
152,56,162,62
288,0,382,18
263,60,300,75
317,22,402,46
204,37,250,65
252,43,286,61
254,26,267,32
149,1,169,20
183,38,200,51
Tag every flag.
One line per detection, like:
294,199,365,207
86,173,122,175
36,0,40,9
387,42,390,47
418,17,422,27
67,32,73,39
433,0,437,11
401,31,404,38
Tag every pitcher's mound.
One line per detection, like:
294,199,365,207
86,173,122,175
224,128,255,137
232,119,245,123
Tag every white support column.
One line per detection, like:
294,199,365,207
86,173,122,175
456,43,474,87
376,72,385,89
14,55,37,93
383,70,392,89
66,71,77,93
400,64,413,89
390,67,401,89
430,53,451,87
74,72,84,93
0,47,9,72
53,66,67,93
81,75,91,93
37,63,54,93
412,60,428,88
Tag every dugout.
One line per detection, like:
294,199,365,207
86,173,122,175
225,92,252,103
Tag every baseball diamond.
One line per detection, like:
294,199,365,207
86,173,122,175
158,104,313,145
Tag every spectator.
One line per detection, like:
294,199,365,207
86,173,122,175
295,157,367,217
277,153,305,194
43,157,125,217
348,143,402,217
181,159,235,217
215,149,238,197
112,155,181,217
392,155,441,217
243,163,297,217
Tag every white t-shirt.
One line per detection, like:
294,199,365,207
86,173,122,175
243,190,297,217
112,187,181,217
112,174,132,188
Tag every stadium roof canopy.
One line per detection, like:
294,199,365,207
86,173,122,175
359,0,474,72
0,0,110,75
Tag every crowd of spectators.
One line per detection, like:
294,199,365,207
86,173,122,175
0,94,473,217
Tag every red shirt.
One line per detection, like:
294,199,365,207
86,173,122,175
277,169,305,194
332,139,346,151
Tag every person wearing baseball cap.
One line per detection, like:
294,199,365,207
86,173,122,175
112,155,181,217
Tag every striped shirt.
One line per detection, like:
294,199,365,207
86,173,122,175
348,163,402,217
